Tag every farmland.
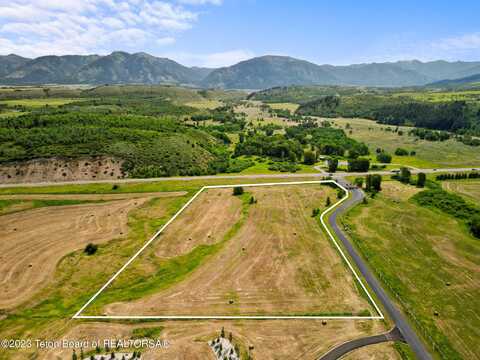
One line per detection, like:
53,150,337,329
0,178,393,360
86,184,373,317
442,179,480,202
342,181,480,359
329,117,480,168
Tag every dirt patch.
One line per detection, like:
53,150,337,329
38,320,389,360
104,185,372,316
0,199,147,309
0,156,125,184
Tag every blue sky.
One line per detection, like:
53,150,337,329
1,0,480,67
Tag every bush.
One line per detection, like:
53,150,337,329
376,152,392,163
470,215,480,238
399,167,411,183
303,150,316,165
366,174,382,192
354,177,364,188
267,162,300,172
413,189,480,220
84,243,98,255
327,158,338,173
232,187,244,196
417,172,426,188
394,148,409,156
347,158,370,172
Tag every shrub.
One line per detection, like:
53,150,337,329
399,167,411,183
417,172,426,188
366,174,382,192
394,148,409,156
84,243,98,255
267,162,300,172
470,215,480,238
303,150,316,165
413,189,480,220
232,187,244,196
354,177,364,188
376,152,392,163
347,158,370,172
327,158,338,173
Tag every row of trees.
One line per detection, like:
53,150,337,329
436,172,480,181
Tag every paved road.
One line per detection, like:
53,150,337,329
318,327,404,360
0,172,327,188
0,166,478,188
328,179,433,360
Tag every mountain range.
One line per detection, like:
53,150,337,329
1,51,480,89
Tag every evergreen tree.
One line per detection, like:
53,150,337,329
327,158,338,173
417,172,426,187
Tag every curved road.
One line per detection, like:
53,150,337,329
328,179,432,360
318,327,404,360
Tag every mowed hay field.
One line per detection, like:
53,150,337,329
88,184,374,317
329,117,480,168
343,181,480,359
0,198,149,309
0,191,193,359
37,320,397,360
0,180,398,360
442,180,480,202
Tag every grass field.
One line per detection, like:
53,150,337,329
342,181,480,359
234,101,297,127
0,191,192,358
0,179,392,359
0,110,23,118
442,179,480,202
0,197,104,216
85,184,373,317
391,89,480,103
185,99,223,109
38,320,395,359
268,102,300,112
231,157,319,175
330,117,480,168
0,98,84,107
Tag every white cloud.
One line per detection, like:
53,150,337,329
178,0,222,5
156,37,176,46
166,49,255,67
0,0,218,58
432,33,480,51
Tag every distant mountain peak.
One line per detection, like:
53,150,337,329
1,51,480,89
